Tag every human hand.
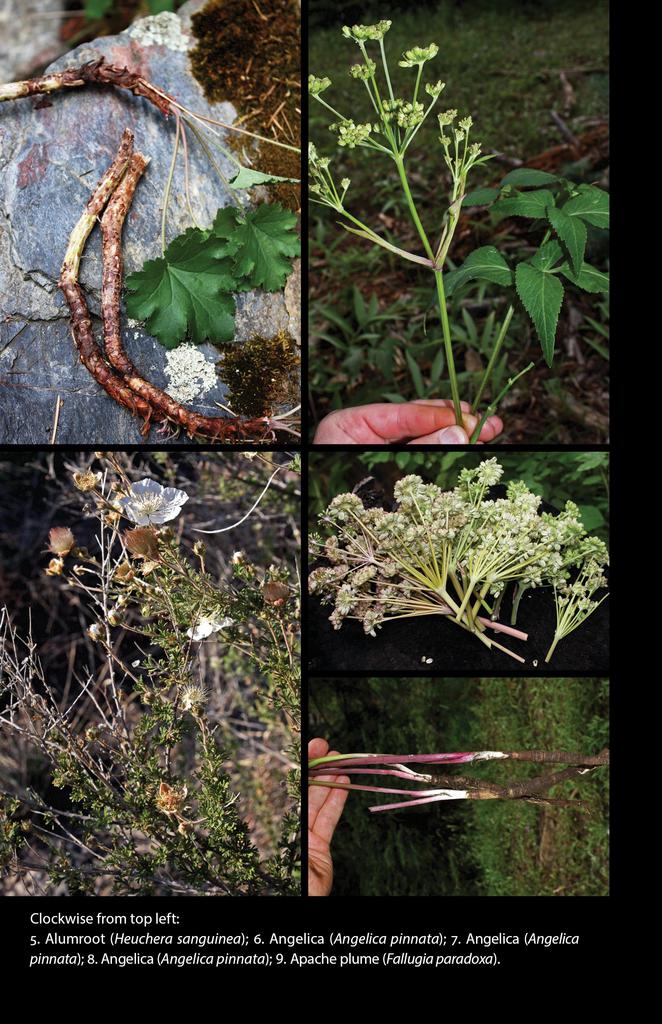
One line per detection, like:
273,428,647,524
308,737,349,897
312,400,503,444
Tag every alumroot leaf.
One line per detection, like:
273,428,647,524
213,202,300,291
125,202,299,349
125,227,237,349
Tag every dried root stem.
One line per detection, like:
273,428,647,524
100,154,270,441
58,129,284,441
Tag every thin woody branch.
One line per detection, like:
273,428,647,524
100,153,273,442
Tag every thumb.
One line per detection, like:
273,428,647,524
409,424,469,445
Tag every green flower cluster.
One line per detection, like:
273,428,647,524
309,459,608,662
382,98,426,129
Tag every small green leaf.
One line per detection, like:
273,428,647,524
462,187,500,207
125,228,237,349
501,168,559,187
228,166,300,189
547,205,587,275
561,184,609,229
444,246,513,297
531,238,564,271
214,202,300,291
559,261,609,293
515,262,564,366
579,505,605,531
147,0,175,10
492,189,556,222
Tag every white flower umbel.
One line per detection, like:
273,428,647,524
187,616,235,641
310,459,609,664
118,479,189,525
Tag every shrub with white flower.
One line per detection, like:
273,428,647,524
0,452,300,897
310,458,608,663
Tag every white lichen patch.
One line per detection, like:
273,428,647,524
164,344,218,404
128,12,189,51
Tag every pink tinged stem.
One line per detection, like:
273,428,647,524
309,781,459,798
369,791,469,813
309,752,484,770
477,616,528,641
309,767,433,782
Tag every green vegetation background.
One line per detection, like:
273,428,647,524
310,677,609,897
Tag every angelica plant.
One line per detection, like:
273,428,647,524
310,20,609,434
309,457,608,663
308,748,609,814
0,453,300,896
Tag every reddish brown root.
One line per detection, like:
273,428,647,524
100,153,275,442
0,58,173,116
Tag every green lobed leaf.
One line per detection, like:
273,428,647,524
462,187,500,207
444,246,513,297
492,189,556,222
125,228,237,349
561,184,609,229
515,261,564,366
546,205,587,275
229,166,300,189
500,168,559,187
559,261,609,294
213,203,300,291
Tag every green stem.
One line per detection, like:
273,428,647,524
393,155,463,424
161,114,181,255
393,155,435,261
545,633,560,664
379,39,396,104
472,304,514,414
435,271,463,424
469,361,535,444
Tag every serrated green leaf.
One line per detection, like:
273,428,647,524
530,238,563,271
561,184,609,229
214,202,300,291
515,261,564,366
492,189,555,222
462,187,500,207
500,168,559,187
444,246,513,297
546,205,587,275
228,166,300,189
559,261,609,294
125,228,237,349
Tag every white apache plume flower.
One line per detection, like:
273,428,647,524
118,478,189,525
187,616,235,641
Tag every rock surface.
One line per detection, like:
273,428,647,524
0,0,300,444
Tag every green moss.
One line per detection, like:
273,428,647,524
218,330,300,416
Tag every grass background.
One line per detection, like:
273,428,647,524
309,677,609,896
309,0,609,442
